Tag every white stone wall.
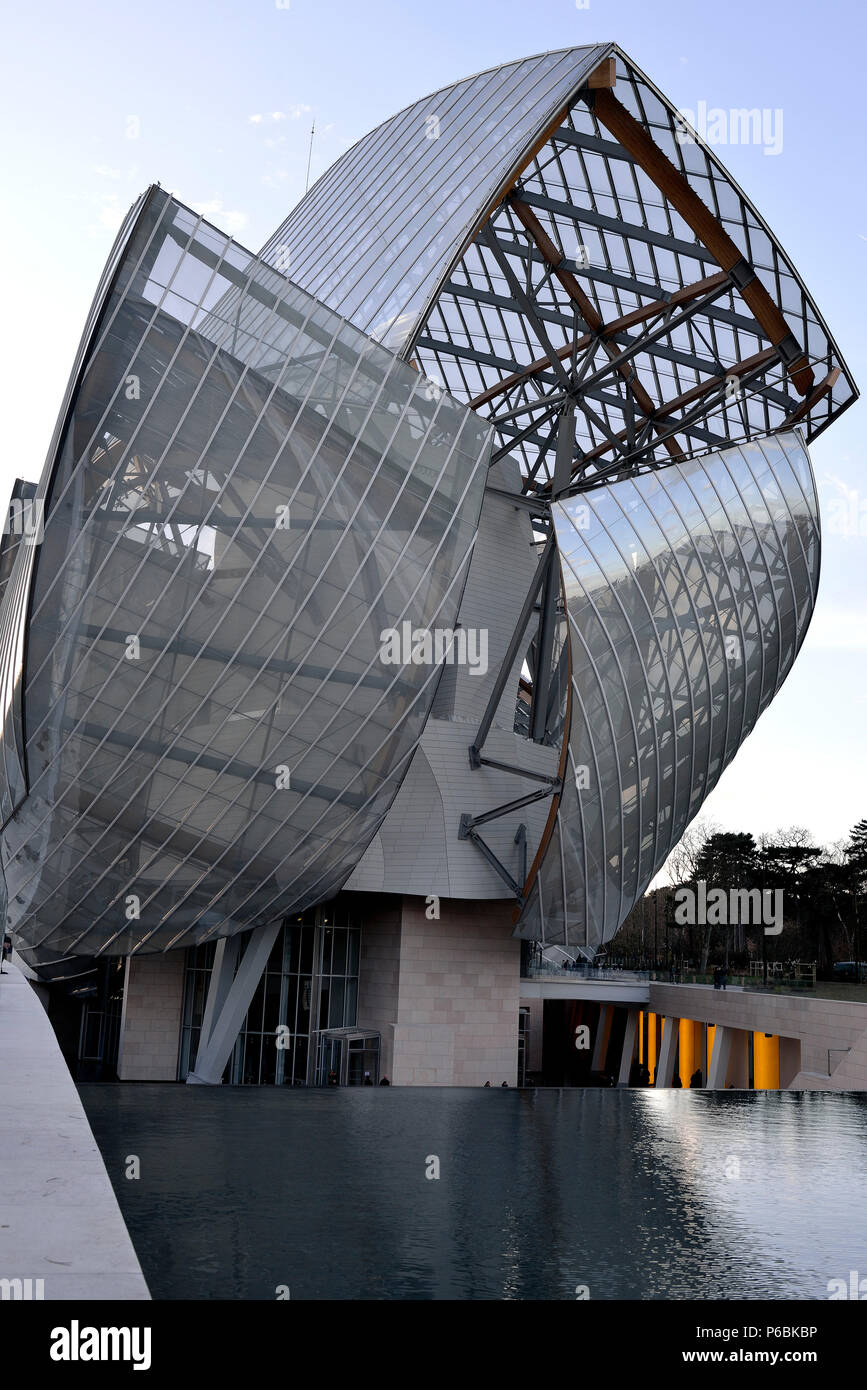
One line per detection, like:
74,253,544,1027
117,954,185,1081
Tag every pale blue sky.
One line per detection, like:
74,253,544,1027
1,0,864,848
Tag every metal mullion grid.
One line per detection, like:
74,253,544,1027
169,428,490,946
567,140,612,327
26,198,205,632
23,235,325,759
159,526,483,950
418,322,478,403
447,249,508,398
442,236,543,424
590,480,683,875
615,468,708,851
387,49,604,337
441,290,494,400
562,501,661,915
682,447,773,749
26,248,290,690
730,443,802,701
622,52,855,430
25,338,446,951
558,599,611,936
18,289,404,934
557,798,570,950
27,345,299,784
594,480,686,875
561,741,590,949
760,431,821,613
752,433,819,652
259,97,426,299
661,466,741,799
306,61,545,335
64,389,487,955
481,217,547,371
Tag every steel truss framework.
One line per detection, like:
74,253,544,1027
1,45,856,973
412,52,855,505
409,49,855,932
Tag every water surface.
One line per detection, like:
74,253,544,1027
78,1086,867,1300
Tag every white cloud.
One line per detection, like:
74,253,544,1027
89,193,126,236
248,105,312,125
188,198,248,235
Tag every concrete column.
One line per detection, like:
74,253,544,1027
592,1004,614,1072
707,1024,734,1089
655,1014,679,1087
678,1018,693,1086
753,1031,780,1089
617,1008,640,1085
199,935,241,1051
725,1029,749,1088
779,1036,801,1088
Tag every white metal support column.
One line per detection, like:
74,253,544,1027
187,923,281,1084
707,1023,734,1089
617,1007,640,1086
591,1004,613,1071
655,1014,680,1087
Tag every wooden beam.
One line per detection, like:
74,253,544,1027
509,196,683,460
587,57,617,90
537,345,778,484
590,89,814,397
776,366,840,427
467,271,729,409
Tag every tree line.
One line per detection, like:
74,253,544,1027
611,819,867,975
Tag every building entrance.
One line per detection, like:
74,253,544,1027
316,1029,381,1086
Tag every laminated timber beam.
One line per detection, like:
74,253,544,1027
468,271,729,410
588,87,815,397
507,195,684,461
538,345,779,488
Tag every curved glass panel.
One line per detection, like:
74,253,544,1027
259,47,610,350
1,189,491,965
516,428,820,949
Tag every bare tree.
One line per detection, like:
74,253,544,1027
661,815,720,886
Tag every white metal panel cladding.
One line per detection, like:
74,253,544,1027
1,188,492,964
258,47,610,351
516,429,820,949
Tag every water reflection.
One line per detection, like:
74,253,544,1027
78,1087,867,1301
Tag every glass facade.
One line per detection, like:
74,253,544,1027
179,904,361,1084
0,45,855,1007
1,188,491,968
517,429,821,948
259,47,609,351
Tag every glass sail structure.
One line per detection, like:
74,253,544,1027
1,43,856,975
0,189,491,965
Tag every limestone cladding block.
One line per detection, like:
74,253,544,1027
390,897,520,1086
117,953,185,1081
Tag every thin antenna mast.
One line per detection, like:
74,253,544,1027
305,121,315,194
